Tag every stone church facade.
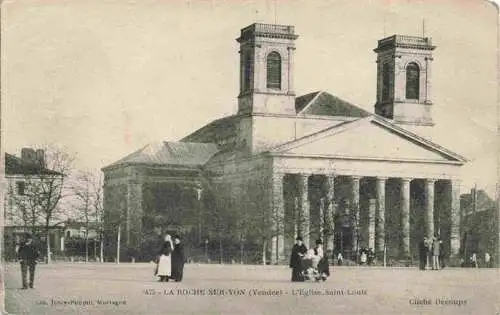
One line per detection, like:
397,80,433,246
102,23,466,264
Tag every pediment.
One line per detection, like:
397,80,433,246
271,117,466,163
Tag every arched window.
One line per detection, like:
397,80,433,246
406,62,420,100
66,231,71,238
243,53,252,91
382,62,390,101
266,52,281,89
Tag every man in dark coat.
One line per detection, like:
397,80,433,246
171,235,185,282
289,236,307,282
17,233,40,289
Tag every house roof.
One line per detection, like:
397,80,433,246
104,141,219,169
296,91,371,117
5,153,62,176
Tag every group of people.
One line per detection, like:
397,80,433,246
359,248,375,265
419,235,443,270
289,237,330,282
465,252,493,268
154,234,185,282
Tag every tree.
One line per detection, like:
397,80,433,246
71,170,104,262
9,184,42,236
351,202,360,262
11,145,75,263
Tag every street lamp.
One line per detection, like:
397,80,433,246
181,185,203,244
196,187,203,245
204,239,209,263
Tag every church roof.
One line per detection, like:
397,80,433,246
296,91,371,118
104,142,219,169
181,115,242,143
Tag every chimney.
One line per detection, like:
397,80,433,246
21,148,45,168
21,148,36,165
36,149,46,168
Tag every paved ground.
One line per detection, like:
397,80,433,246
2,262,499,315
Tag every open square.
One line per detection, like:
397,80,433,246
3,263,499,315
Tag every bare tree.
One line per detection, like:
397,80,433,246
11,145,75,263
9,184,43,235
71,170,104,262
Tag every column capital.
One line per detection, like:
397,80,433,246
376,176,389,182
425,178,438,184
272,171,285,178
400,177,412,184
351,175,361,182
297,172,311,179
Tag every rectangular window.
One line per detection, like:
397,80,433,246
16,181,25,196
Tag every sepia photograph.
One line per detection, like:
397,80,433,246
1,0,499,314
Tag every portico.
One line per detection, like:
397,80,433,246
271,164,460,263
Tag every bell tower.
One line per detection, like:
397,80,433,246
236,23,298,115
374,35,436,126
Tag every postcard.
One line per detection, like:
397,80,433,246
2,1,498,314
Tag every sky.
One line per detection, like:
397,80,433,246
2,0,498,195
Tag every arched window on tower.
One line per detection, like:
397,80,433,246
405,62,420,100
266,51,281,89
243,53,252,91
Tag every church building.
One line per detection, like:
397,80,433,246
102,23,467,264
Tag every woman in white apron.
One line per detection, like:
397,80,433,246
157,234,173,282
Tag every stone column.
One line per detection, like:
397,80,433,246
287,46,296,94
425,179,436,239
425,57,433,103
293,197,299,240
400,178,411,258
319,198,324,238
351,176,361,255
376,177,387,257
324,175,336,254
368,199,376,251
450,179,461,256
270,172,285,264
298,173,310,248
253,47,261,91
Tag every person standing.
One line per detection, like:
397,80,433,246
17,233,40,289
337,252,344,266
432,236,442,270
171,235,185,282
424,237,433,269
484,252,491,268
157,234,173,282
314,239,329,281
367,248,375,266
471,253,478,268
289,236,307,282
360,249,367,265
